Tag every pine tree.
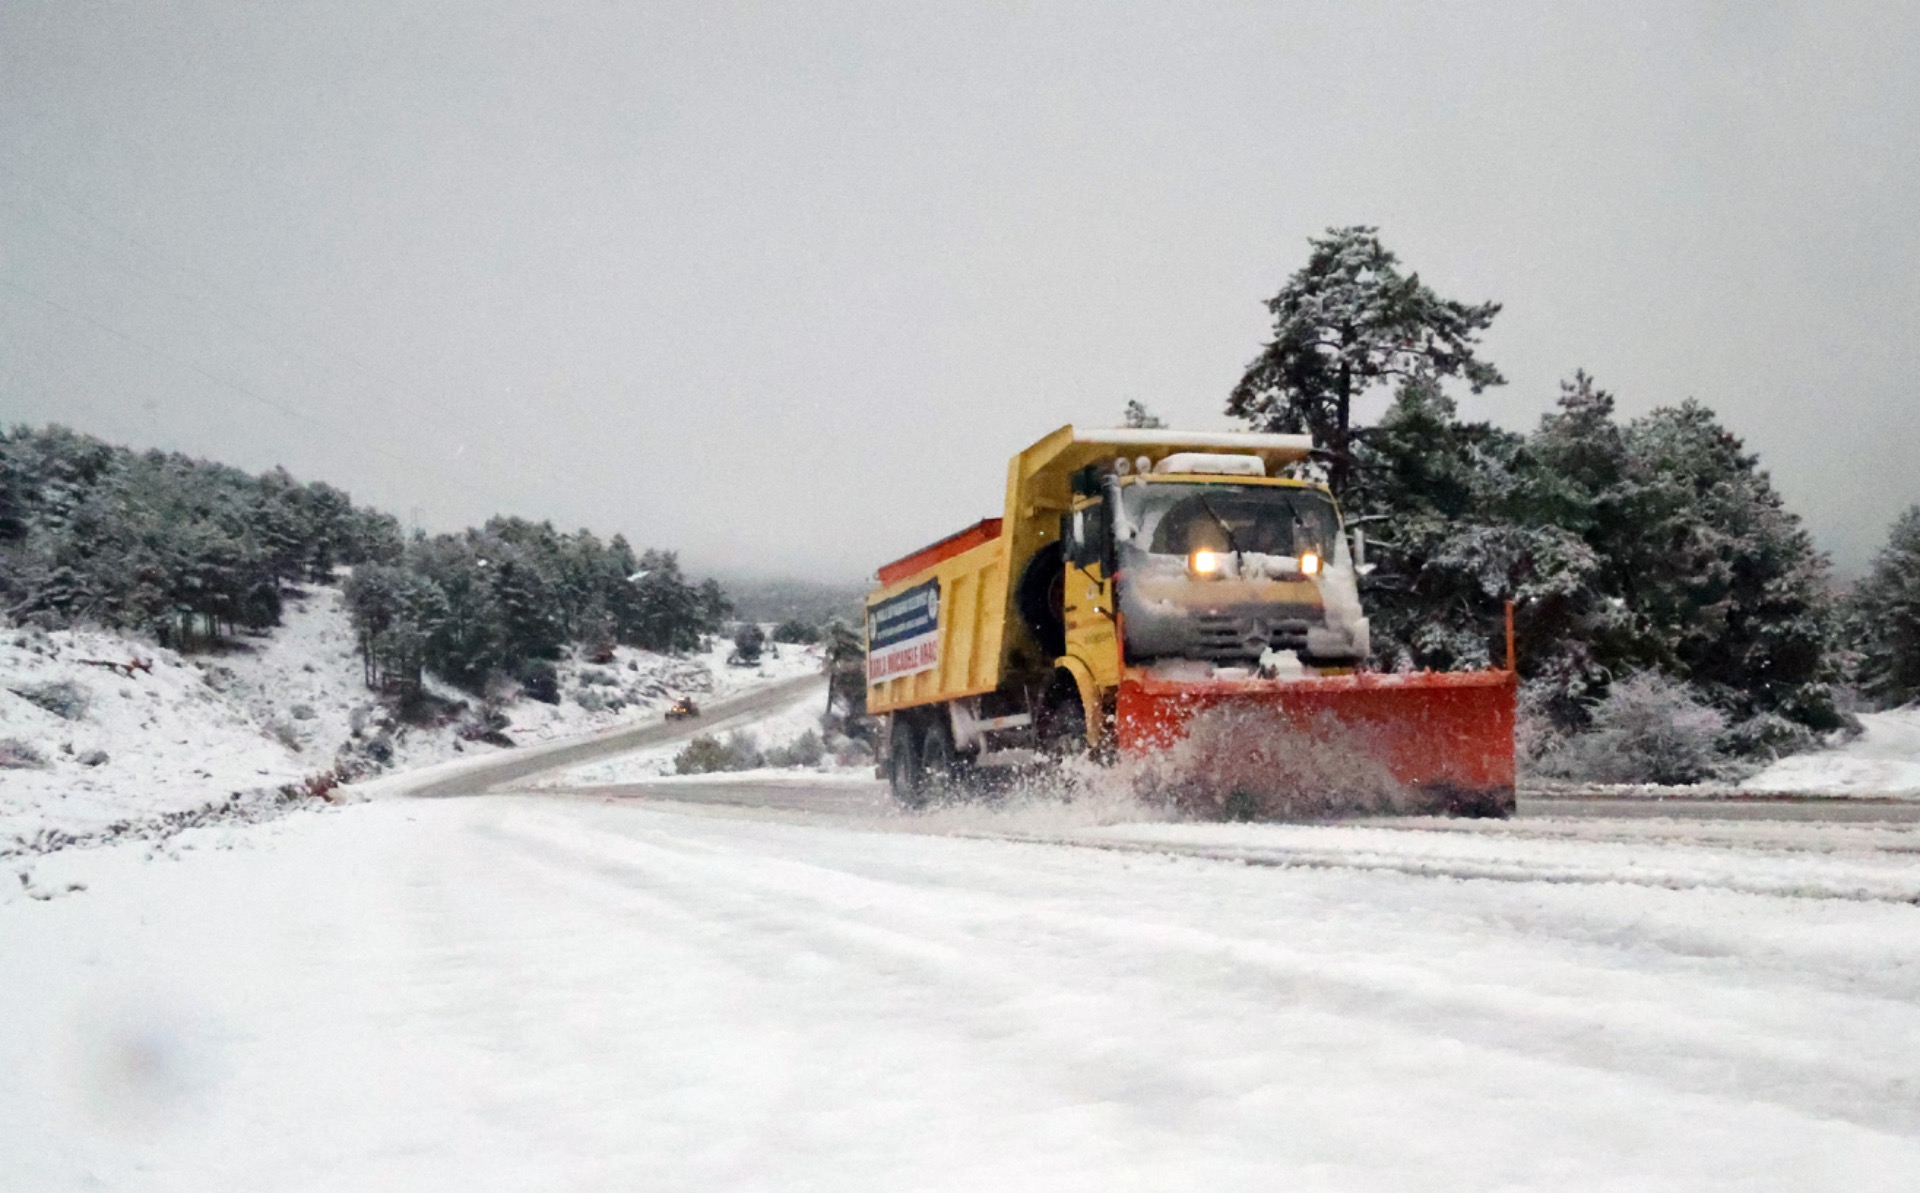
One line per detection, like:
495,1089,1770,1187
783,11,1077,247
729,623,766,666
1349,381,1610,689
1848,505,1920,704
1121,400,1166,429
1611,401,1839,727
822,617,873,739
1346,373,1842,739
1229,226,1503,491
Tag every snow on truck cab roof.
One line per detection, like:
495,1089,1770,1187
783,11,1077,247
870,427,1326,590
1011,425,1316,484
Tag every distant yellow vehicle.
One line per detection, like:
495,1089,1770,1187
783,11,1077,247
865,425,1516,812
664,696,701,722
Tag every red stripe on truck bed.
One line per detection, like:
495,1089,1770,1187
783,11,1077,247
877,518,1003,586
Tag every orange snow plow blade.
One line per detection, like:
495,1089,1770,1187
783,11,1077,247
1116,669,1519,817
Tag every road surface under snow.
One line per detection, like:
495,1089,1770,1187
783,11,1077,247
7,758,1920,1190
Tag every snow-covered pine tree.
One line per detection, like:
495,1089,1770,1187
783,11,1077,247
1121,400,1166,429
624,549,713,654
1847,505,1920,705
485,546,567,675
1229,226,1503,492
698,578,732,636
1610,400,1842,732
729,622,766,667
1345,371,1842,742
1504,372,1642,719
417,541,503,690
822,618,870,730
1349,381,1612,697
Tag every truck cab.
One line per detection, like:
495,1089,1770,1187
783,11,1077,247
1067,455,1368,666
1044,451,1371,751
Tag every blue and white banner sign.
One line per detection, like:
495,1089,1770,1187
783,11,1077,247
867,579,941,683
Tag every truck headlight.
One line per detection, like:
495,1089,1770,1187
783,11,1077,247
1188,549,1222,576
1299,551,1321,576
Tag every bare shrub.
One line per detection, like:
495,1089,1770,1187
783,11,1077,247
1131,705,1410,821
459,704,514,748
1541,671,1727,784
1515,679,1570,777
11,680,90,721
1720,711,1821,762
267,720,304,753
673,733,763,774
825,731,874,768
0,738,48,769
764,729,825,768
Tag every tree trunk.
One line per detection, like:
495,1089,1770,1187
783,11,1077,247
1333,356,1354,495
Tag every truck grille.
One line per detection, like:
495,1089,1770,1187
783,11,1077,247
1191,614,1312,662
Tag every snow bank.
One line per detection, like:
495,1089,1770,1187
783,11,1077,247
1746,707,1920,798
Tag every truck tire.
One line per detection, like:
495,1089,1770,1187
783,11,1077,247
1038,680,1088,759
889,719,928,809
1015,542,1066,659
918,720,966,803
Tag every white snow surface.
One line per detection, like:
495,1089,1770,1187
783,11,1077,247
0,588,820,844
4,793,1920,1190
1747,706,1920,797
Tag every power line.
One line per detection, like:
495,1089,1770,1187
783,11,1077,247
0,273,504,506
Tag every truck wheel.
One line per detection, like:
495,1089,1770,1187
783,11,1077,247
918,721,966,803
1015,542,1066,658
889,720,928,809
1039,683,1088,759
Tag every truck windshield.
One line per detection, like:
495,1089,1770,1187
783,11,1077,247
1121,483,1340,559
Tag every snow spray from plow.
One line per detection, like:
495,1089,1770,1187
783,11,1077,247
1116,668,1518,818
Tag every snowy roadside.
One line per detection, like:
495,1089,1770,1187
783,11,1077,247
1516,706,1920,803
1742,706,1920,797
6,793,1920,1190
1,585,823,850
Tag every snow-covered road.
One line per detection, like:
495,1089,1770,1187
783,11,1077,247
6,789,1920,1190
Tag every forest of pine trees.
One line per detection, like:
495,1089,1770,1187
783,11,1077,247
0,425,731,704
1,425,401,645
1231,226,1916,768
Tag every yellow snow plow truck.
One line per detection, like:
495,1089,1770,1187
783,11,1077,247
865,425,1516,814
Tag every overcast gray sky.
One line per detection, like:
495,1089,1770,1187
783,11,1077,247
2,1,1915,580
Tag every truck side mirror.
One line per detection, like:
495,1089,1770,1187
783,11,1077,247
1353,528,1375,576
1065,502,1114,575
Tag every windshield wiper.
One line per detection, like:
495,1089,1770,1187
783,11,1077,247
1195,494,1242,557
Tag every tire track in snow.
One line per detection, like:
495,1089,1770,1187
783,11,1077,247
479,800,1920,1140
552,777,1920,906
986,829,1920,907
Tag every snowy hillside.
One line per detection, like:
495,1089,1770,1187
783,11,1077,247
0,585,821,846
